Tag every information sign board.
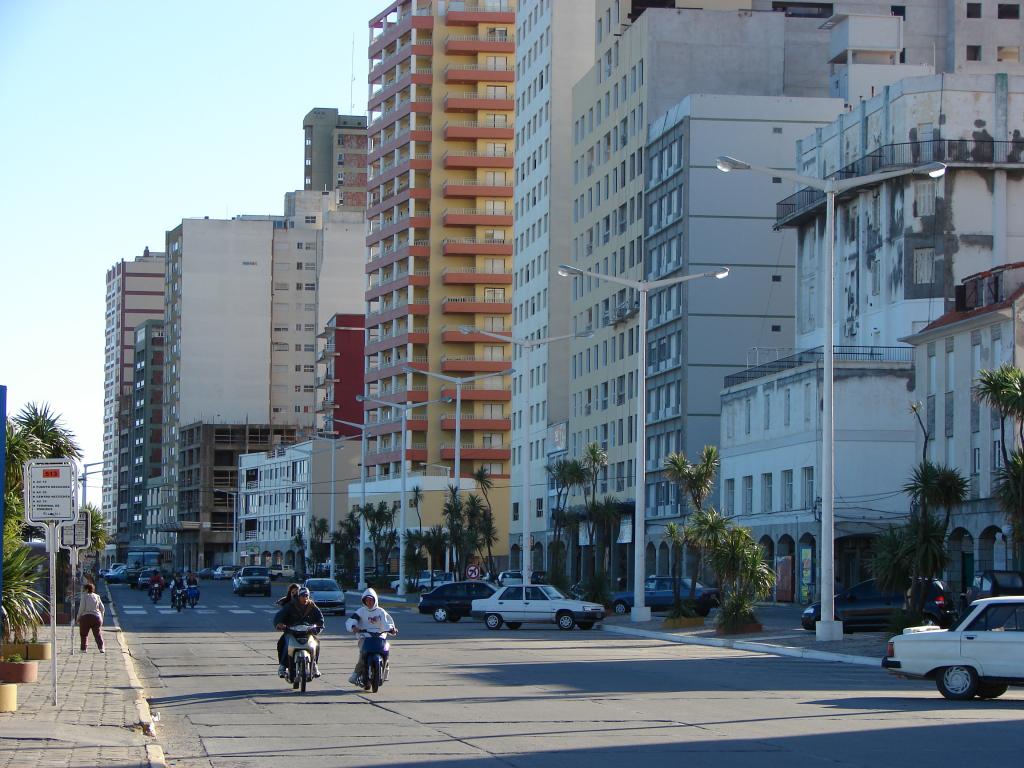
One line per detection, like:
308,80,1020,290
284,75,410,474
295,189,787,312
24,458,77,523
60,511,91,550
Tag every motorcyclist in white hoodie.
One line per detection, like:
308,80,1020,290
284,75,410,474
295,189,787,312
345,587,397,686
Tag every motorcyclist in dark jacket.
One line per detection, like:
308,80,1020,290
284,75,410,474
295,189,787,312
273,587,324,677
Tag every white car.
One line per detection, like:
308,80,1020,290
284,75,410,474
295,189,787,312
212,566,238,581
391,571,455,592
471,584,605,631
883,596,1024,700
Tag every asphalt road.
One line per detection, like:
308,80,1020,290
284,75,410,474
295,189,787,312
109,580,1024,768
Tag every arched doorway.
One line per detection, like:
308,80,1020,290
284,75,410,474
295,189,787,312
797,532,817,603
261,550,272,566
510,544,521,570
285,550,295,568
978,526,1004,572
946,527,975,596
645,542,657,577
531,542,544,573
657,541,670,576
776,534,795,602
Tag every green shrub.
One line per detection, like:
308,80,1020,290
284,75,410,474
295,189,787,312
2,654,24,663
582,573,612,606
667,600,698,620
887,609,927,635
716,592,758,632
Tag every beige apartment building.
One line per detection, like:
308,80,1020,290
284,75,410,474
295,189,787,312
363,0,517,545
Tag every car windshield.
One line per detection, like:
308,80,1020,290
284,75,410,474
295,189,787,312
244,567,268,576
305,579,340,592
540,585,567,599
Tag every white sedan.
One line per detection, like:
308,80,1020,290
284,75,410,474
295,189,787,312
471,584,605,631
883,596,1024,700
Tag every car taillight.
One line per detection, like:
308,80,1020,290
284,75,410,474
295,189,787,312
933,595,945,606
886,641,895,658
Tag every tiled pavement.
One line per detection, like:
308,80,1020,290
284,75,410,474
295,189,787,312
0,628,158,768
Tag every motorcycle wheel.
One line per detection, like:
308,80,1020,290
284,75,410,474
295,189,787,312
293,658,304,690
370,657,382,693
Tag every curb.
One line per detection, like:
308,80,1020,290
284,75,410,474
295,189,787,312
146,744,168,768
103,584,160,738
600,623,880,667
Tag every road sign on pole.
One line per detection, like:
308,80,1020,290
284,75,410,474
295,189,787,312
60,511,91,550
24,459,78,524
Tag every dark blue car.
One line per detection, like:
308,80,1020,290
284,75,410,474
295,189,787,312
611,576,720,616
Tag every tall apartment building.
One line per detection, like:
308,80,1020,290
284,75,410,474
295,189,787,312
364,2,516,521
303,109,369,209
317,313,366,437
102,249,165,562
127,319,165,555
509,0,595,571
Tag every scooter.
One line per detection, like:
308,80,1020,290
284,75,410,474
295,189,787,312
171,586,187,612
284,623,321,693
149,583,163,604
359,630,393,694
186,585,200,608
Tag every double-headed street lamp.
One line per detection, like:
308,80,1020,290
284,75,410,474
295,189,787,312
556,264,730,621
357,393,454,595
459,326,592,585
716,154,945,641
332,420,372,590
402,367,514,495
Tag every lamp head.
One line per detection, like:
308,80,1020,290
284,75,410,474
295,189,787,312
714,267,730,280
716,155,749,173
557,264,584,278
441,396,455,404
920,161,947,179
576,330,595,339
458,325,475,335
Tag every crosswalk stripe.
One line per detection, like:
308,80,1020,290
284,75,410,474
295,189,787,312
197,610,214,614
229,609,254,614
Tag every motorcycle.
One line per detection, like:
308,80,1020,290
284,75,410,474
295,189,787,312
359,630,393,694
171,587,187,612
149,583,163,603
186,585,200,608
284,623,321,693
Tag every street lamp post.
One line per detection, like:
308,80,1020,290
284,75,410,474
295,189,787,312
556,264,729,622
357,394,454,594
458,326,591,586
334,419,371,590
406,367,514,495
299,437,343,579
716,154,945,641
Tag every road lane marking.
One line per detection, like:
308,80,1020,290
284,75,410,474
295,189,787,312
197,610,214,614
229,609,254,614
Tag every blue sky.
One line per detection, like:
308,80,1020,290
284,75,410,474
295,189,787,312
0,0,390,494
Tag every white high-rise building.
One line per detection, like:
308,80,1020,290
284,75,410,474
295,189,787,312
510,0,595,572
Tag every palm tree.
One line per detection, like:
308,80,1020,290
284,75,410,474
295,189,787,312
442,488,465,576
410,485,424,531
664,522,687,613
309,516,329,571
477,509,499,579
993,452,1024,549
420,525,449,586
711,525,775,631
462,493,486,578
472,466,494,515
580,443,608,575
82,502,108,555
663,445,719,514
683,506,729,599
933,464,969,537
13,403,82,461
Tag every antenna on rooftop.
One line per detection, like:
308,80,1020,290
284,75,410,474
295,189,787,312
350,32,356,113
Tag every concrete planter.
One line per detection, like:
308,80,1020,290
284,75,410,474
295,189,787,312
716,622,763,636
1,643,27,659
0,684,17,712
0,660,38,684
662,616,705,629
25,642,52,661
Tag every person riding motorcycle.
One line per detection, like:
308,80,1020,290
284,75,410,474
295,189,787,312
273,587,324,679
169,573,187,607
273,583,301,671
185,571,199,587
345,588,397,687
148,571,165,601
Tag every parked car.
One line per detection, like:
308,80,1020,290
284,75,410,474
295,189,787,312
303,578,346,615
232,566,272,597
269,564,295,581
196,567,215,580
883,596,1024,700
391,570,455,592
802,577,956,631
419,580,498,622
966,570,1024,604
472,584,605,630
101,563,127,579
212,566,238,581
102,566,129,583
611,576,721,617
497,571,522,586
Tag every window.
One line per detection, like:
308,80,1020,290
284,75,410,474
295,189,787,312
913,247,936,284
782,470,793,511
802,466,815,509
915,180,935,217
966,2,981,16
512,502,519,521
966,45,982,61
997,46,1021,62
304,215,317,224
761,473,773,513
967,604,1024,631
724,478,735,515
998,4,1020,18
742,476,753,515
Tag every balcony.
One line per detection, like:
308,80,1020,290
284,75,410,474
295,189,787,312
366,416,427,437
369,39,434,82
366,210,431,246
367,183,432,220
444,91,514,113
366,239,430,273
444,33,514,55
441,238,511,257
369,7,434,58
443,151,513,170
365,300,430,327
440,355,510,373
365,325,429,355
442,326,510,343
369,124,432,163
441,296,512,314
365,354,429,383
365,442,429,464
443,120,514,141
444,64,514,84
775,139,1023,228
365,269,430,301
440,414,511,431
441,383,511,402
439,443,511,460
443,179,513,198
444,1,516,26
368,152,431,185
442,208,513,227
369,68,433,112
441,267,512,285
363,387,429,405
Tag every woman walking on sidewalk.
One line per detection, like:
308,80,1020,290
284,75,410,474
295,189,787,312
77,582,105,653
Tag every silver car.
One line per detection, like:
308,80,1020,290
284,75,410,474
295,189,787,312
303,578,346,615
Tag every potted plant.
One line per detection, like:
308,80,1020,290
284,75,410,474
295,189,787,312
2,545,47,656
711,525,775,635
0,653,37,684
